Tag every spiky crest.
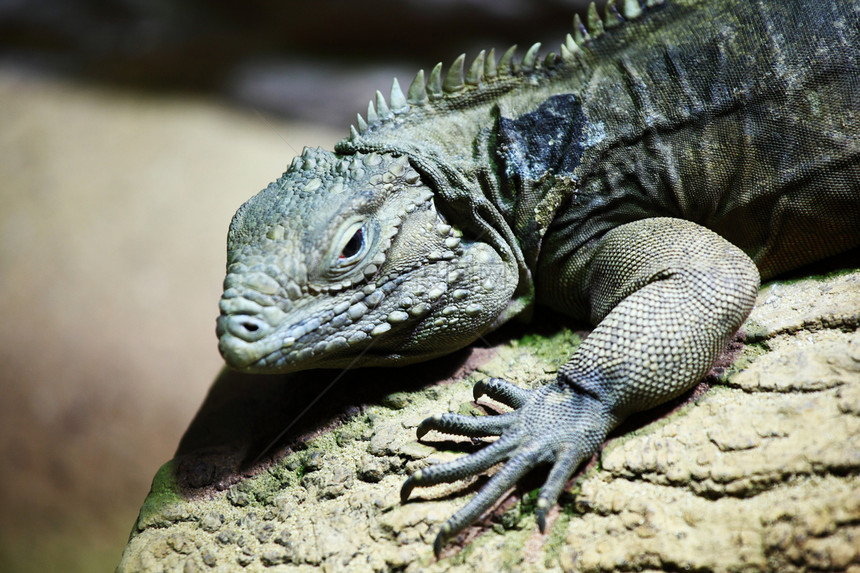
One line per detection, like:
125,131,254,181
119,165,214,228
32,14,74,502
466,50,485,86
346,0,660,140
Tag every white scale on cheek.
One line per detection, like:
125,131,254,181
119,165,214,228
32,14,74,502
387,310,409,323
410,303,431,317
348,302,369,320
465,303,483,316
427,284,446,301
371,322,392,336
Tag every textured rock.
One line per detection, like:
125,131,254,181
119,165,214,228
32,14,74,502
119,267,860,572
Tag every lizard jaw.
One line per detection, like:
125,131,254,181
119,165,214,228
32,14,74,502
216,241,513,373
216,267,432,373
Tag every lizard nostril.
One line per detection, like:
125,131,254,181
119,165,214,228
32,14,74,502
222,315,268,341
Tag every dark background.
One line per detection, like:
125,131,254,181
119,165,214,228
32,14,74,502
2,0,598,124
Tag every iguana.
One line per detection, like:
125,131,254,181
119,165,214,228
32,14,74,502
216,0,860,556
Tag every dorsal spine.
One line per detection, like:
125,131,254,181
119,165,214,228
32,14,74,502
349,0,660,140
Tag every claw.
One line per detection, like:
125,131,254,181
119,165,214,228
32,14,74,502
433,527,448,558
535,497,552,533
400,473,417,502
416,410,517,439
473,377,530,408
403,435,517,493
416,414,443,439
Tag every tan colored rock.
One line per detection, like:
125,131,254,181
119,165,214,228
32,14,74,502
119,266,860,571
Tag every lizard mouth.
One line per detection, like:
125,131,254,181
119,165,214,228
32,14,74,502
216,273,401,372
216,251,467,373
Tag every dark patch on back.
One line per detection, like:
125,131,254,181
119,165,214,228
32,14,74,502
496,93,586,182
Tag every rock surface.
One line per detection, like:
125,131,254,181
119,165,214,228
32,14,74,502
119,268,860,572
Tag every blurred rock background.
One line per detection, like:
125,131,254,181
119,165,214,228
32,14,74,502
0,0,594,570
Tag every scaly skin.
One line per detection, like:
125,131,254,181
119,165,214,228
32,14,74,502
217,0,860,556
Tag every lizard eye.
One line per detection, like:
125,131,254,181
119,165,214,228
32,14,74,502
322,218,376,281
340,227,364,261
329,221,371,275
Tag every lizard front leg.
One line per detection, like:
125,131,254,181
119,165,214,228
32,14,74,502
401,217,760,555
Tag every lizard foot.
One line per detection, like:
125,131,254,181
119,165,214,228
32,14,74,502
401,377,612,557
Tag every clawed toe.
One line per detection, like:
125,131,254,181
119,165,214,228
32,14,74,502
416,410,517,439
401,435,517,502
473,377,531,408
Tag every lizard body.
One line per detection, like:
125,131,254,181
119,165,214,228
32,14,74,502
216,0,860,555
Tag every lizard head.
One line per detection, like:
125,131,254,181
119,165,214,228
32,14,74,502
217,147,516,373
